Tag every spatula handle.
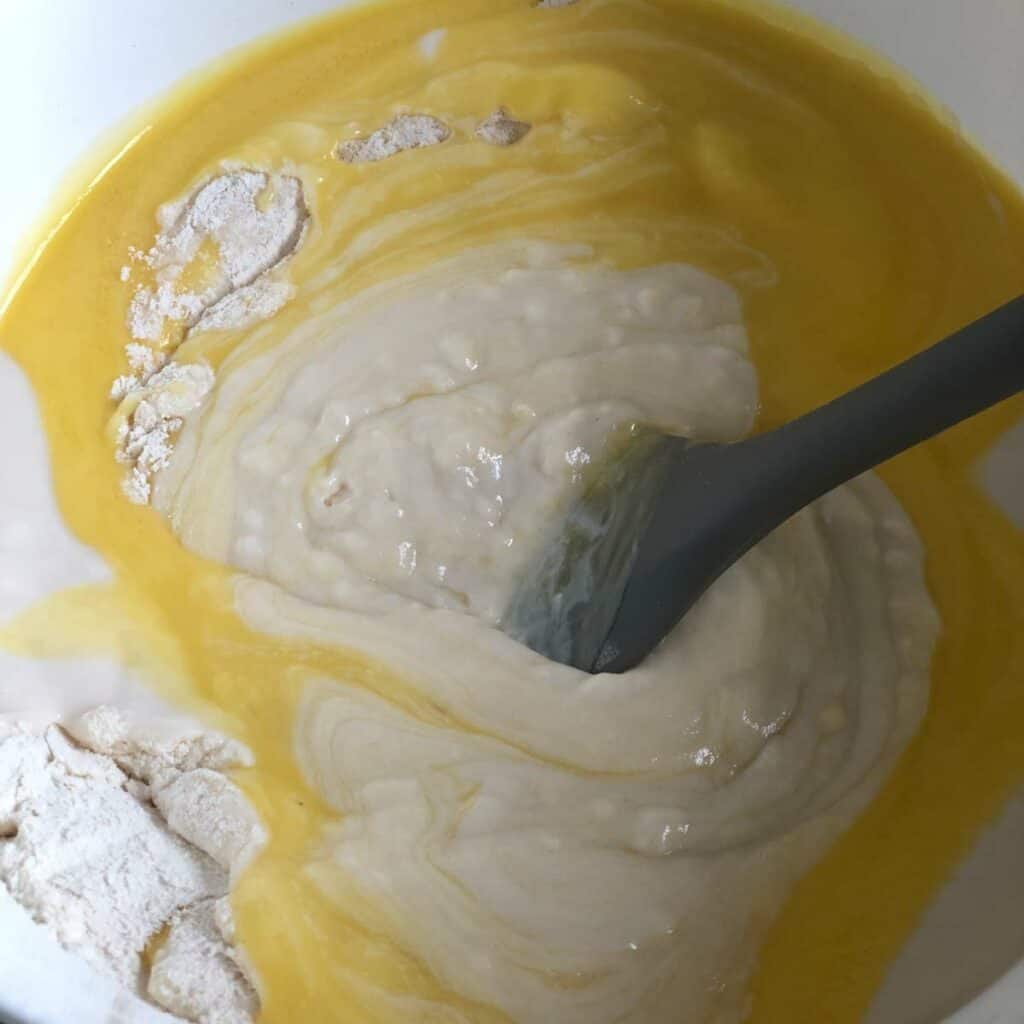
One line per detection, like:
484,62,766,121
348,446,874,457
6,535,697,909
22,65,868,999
745,293,1024,513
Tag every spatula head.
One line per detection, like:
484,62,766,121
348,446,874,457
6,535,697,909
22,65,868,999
502,426,687,673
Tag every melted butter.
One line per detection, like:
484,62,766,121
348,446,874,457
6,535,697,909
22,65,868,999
1,0,1023,1021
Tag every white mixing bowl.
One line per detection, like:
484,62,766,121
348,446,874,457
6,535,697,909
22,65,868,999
0,2,1021,1022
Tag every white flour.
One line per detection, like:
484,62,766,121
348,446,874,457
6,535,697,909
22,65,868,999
190,280,294,336
0,708,265,1024
336,114,451,163
127,169,308,344
1,352,263,1023
475,108,532,147
113,167,308,505
114,361,216,505
149,898,259,1024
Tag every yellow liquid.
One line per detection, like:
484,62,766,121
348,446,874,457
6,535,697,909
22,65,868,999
2,1,1023,1021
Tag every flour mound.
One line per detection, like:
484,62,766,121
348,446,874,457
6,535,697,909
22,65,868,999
128,169,308,343
149,898,259,1024
0,711,263,1024
153,769,265,877
113,169,308,507
476,108,532,147
113,361,216,506
191,280,295,336
336,114,451,164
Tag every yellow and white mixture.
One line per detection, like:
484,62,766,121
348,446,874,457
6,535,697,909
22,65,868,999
2,1,1024,1023
165,236,937,1022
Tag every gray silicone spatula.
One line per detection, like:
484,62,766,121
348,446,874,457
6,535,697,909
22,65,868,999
503,294,1024,675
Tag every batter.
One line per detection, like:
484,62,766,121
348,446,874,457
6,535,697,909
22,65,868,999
157,236,936,1021
1,0,1023,1022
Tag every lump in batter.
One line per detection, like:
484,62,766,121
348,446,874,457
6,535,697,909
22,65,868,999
153,769,265,877
475,108,532,147
149,898,259,1024
113,360,215,505
115,168,309,503
0,708,264,1024
127,168,309,345
335,114,451,164
191,280,296,336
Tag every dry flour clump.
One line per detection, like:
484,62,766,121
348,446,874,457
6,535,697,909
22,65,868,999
0,709,265,1024
113,361,215,505
113,168,309,507
66,706,255,794
336,114,451,163
153,769,265,877
127,169,309,343
475,108,532,147
190,280,295,336
149,898,259,1024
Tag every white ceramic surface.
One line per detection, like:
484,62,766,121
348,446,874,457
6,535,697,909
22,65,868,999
0,2,1021,1022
